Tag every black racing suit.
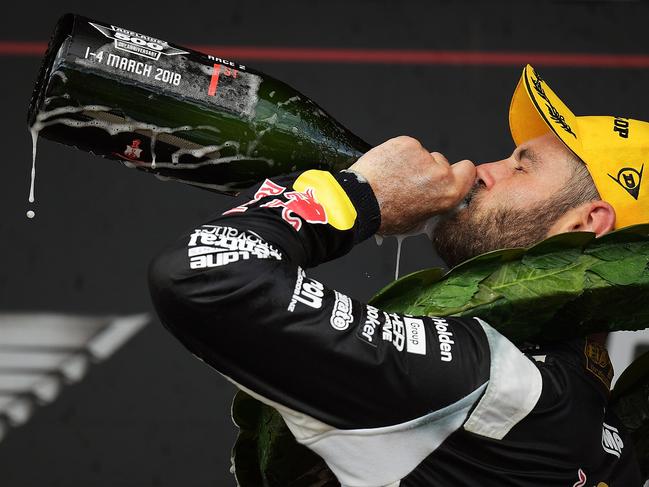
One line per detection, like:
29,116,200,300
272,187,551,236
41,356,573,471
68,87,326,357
148,169,643,487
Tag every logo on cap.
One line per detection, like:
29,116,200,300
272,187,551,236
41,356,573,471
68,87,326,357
608,164,644,200
530,69,576,139
613,117,630,139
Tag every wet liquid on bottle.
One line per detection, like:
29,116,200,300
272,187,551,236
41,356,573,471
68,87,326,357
150,133,157,169
26,101,279,209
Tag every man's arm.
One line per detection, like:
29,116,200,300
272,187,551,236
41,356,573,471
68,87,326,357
148,166,494,426
148,138,542,485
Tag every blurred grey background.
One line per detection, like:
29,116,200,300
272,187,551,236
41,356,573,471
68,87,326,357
2,1,649,485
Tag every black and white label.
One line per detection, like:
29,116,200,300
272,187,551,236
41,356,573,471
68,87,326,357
187,225,281,269
330,291,353,331
602,422,624,458
382,312,405,352
357,305,381,347
89,22,188,61
288,267,324,312
80,21,262,118
432,317,454,362
404,317,426,355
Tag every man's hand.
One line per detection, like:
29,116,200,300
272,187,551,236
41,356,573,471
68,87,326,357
348,136,476,235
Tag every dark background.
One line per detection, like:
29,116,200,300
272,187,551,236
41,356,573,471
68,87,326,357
2,1,649,485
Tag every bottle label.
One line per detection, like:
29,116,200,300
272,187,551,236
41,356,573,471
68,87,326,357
71,19,261,119
88,22,190,61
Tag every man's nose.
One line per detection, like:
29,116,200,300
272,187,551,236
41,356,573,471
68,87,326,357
476,161,509,190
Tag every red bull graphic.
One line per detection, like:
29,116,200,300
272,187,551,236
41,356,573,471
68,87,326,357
113,138,144,163
123,138,143,160
222,178,329,231
253,179,286,200
222,179,286,215
261,187,328,231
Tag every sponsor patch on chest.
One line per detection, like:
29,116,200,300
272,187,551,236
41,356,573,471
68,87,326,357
601,422,624,458
583,339,614,390
432,317,454,362
288,267,325,312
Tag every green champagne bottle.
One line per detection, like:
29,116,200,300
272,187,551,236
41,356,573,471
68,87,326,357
28,14,370,195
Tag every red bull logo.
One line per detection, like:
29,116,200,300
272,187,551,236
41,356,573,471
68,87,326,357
261,187,328,231
222,172,349,231
124,139,143,160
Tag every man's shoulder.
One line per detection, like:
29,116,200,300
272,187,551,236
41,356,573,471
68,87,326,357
521,336,614,404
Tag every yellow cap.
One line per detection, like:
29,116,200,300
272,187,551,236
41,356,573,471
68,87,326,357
509,64,649,229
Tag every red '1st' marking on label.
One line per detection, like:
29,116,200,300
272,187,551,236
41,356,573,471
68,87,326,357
208,63,222,96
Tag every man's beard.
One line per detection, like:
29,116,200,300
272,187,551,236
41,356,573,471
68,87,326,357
432,185,568,269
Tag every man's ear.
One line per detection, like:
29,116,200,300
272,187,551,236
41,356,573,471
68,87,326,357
550,200,617,237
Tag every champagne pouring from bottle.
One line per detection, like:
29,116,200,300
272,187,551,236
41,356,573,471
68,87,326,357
27,14,371,201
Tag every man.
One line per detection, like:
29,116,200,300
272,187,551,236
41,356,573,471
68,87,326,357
148,65,648,486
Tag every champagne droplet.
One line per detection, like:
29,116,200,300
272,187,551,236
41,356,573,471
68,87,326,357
26,210,35,219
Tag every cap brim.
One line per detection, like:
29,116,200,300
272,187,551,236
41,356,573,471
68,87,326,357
509,64,584,159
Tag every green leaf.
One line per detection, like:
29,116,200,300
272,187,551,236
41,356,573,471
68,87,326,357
412,259,502,312
481,256,588,301
597,223,649,242
370,247,527,314
231,390,338,487
611,351,649,478
368,267,446,313
612,351,649,404
450,253,590,341
521,249,581,269
585,242,638,262
522,230,593,269
589,256,649,286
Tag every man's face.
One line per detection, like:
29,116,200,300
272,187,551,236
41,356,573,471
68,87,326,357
433,132,578,268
